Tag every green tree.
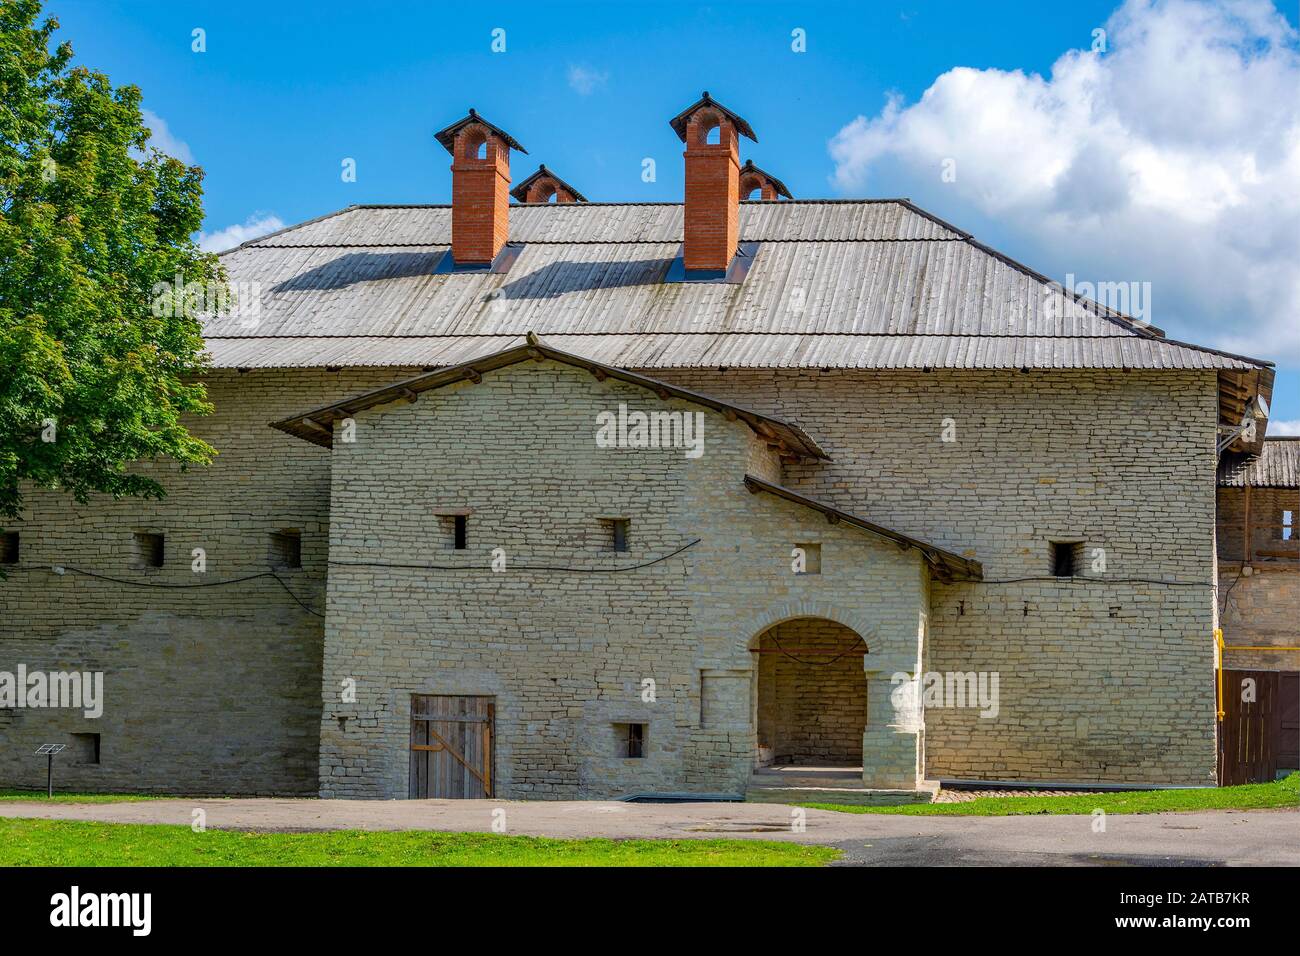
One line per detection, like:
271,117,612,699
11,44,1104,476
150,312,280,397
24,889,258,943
0,0,221,528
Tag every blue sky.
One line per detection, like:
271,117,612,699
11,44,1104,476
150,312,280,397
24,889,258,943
49,0,1300,422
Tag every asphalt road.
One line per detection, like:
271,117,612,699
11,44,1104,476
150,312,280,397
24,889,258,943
3,798,1297,865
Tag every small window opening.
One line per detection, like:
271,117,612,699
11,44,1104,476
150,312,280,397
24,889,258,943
1282,510,1294,541
1051,541,1077,578
794,542,822,574
454,514,468,550
614,722,646,758
1,531,18,565
269,529,302,569
704,123,721,145
608,518,630,553
133,532,164,568
71,732,100,765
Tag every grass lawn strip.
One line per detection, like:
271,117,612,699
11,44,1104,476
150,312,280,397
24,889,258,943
0,818,838,867
801,772,1300,815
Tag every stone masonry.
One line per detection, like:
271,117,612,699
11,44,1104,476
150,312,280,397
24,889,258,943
318,360,929,799
0,361,1224,795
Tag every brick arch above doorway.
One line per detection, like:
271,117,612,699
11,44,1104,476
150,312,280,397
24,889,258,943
739,601,877,653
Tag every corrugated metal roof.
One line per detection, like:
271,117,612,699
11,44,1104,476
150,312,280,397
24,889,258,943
208,201,1269,372
1218,438,1300,487
204,333,1258,371
210,239,1135,339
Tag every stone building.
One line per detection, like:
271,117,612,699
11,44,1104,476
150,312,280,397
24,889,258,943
0,95,1280,800
1216,438,1300,672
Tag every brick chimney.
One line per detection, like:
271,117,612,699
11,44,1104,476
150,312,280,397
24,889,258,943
739,160,792,201
435,109,528,265
510,165,587,203
669,92,758,274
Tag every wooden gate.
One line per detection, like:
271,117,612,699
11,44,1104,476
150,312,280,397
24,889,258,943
410,695,494,798
1279,673,1299,775
1217,670,1293,786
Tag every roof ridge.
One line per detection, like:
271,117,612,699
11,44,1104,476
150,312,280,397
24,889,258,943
241,238,965,249
216,204,362,257
341,199,919,208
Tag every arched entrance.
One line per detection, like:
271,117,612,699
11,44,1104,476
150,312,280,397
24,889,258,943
752,618,868,768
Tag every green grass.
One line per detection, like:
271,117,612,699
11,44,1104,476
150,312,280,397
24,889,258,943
0,789,166,803
801,772,1300,816
0,818,839,867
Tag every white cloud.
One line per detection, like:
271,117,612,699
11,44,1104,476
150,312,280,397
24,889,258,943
141,109,195,165
199,213,286,252
1270,419,1300,435
567,64,608,96
828,0,1300,364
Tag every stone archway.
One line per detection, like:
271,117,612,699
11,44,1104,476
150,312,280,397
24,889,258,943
752,618,869,768
739,600,927,793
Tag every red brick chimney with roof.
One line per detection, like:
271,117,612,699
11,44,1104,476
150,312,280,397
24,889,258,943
435,109,528,265
669,92,759,274
510,165,587,203
739,160,792,201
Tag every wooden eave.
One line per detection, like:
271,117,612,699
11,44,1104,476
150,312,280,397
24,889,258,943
270,334,830,463
742,474,983,583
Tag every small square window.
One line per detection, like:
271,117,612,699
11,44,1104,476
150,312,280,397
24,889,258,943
1051,541,1079,578
434,509,472,551
613,722,646,759
1282,510,1293,542
269,529,302,569
133,532,164,568
1,531,18,565
601,518,630,553
70,733,100,765
794,542,821,574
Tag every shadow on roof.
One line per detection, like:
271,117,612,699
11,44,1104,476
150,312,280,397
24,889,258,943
496,257,675,300
271,251,448,292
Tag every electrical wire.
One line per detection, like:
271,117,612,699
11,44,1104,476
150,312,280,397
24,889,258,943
1218,563,1247,608
12,564,325,618
4,538,703,620
328,537,702,573
762,626,864,667
972,576,1215,587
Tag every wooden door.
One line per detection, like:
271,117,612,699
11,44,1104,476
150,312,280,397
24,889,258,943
410,695,494,798
1278,673,1299,774
1218,670,1280,785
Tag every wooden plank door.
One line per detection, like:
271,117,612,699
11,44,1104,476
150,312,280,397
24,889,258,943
410,695,494,798
1278,673,1299,774
1218,669,1279,786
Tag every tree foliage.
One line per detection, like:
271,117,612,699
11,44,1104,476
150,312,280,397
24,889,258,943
0,0,221,523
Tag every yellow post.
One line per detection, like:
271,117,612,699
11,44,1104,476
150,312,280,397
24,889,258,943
1214,628,1225,720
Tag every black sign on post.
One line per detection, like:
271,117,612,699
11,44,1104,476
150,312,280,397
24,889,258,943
34,744,66,798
